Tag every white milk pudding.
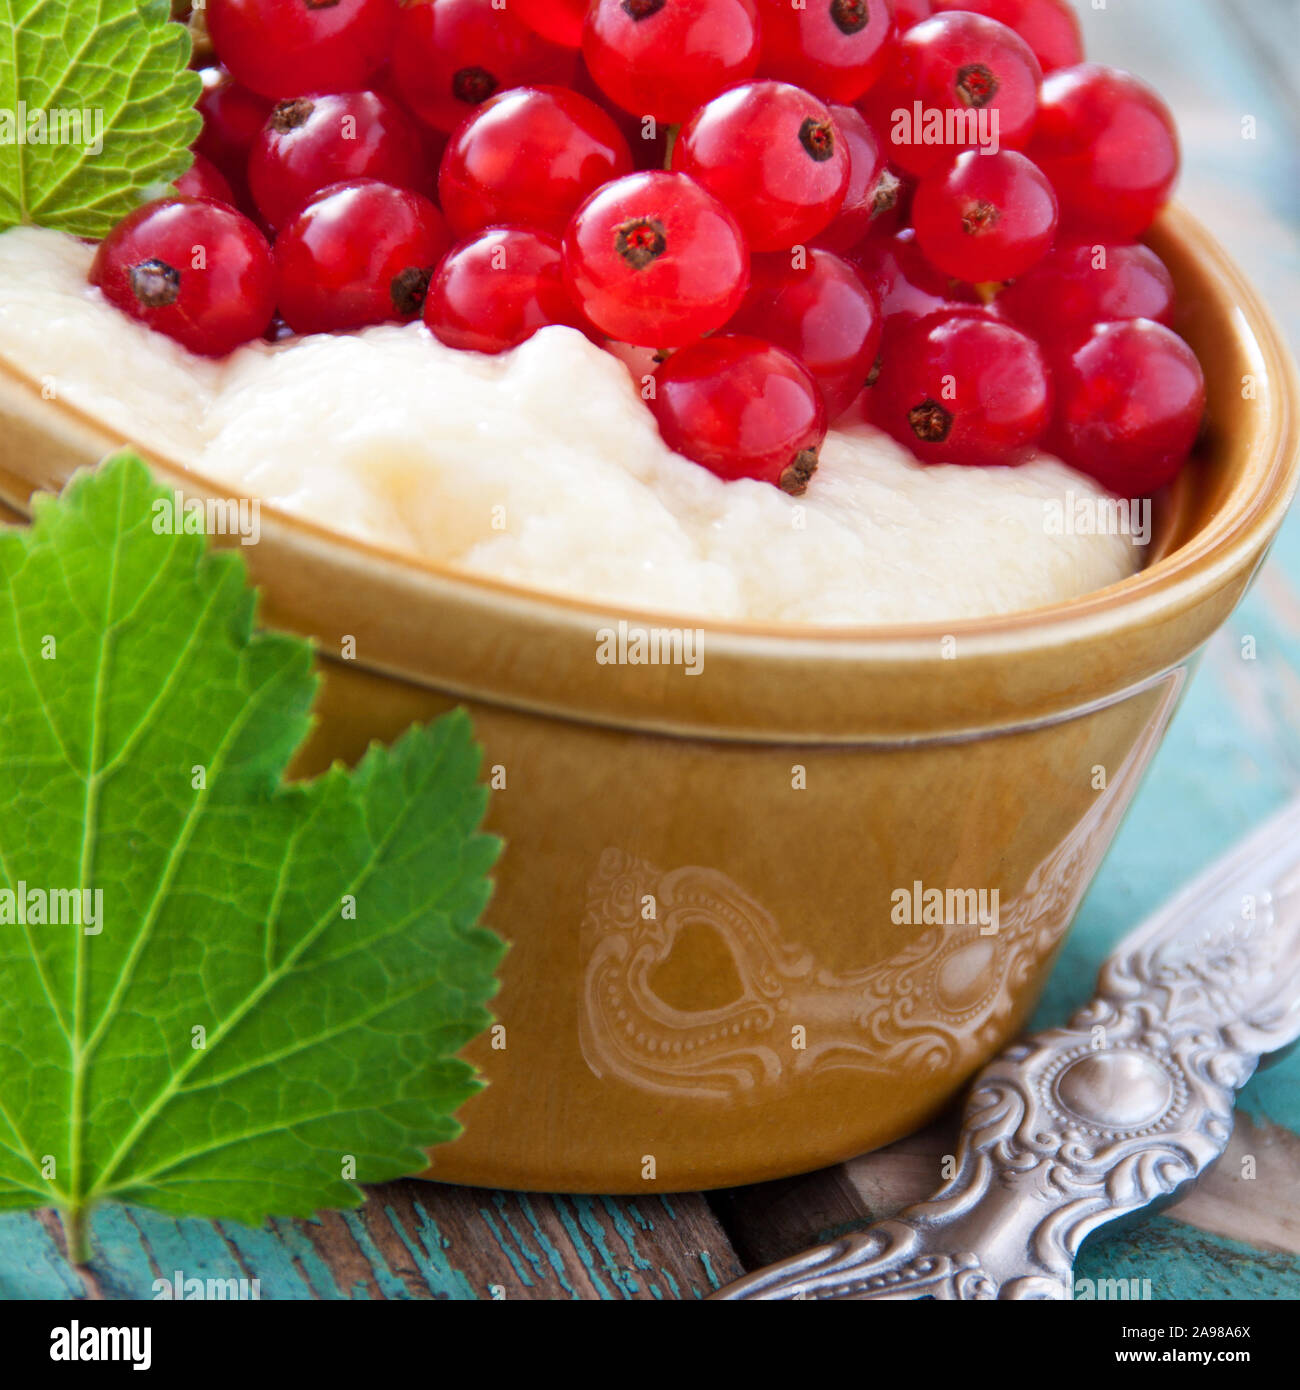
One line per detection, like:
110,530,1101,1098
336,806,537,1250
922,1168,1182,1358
0,227,1140,625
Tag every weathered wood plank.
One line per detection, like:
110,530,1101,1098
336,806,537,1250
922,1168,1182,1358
0,1182,743,1300
1171,1115,1300,1257
1072,1217,1300,1301
711,1117,955,1271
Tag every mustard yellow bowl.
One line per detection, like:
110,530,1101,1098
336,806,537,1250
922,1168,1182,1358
0,207,1296,1192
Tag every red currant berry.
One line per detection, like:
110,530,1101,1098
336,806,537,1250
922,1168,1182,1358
727,249,882,420
368,62,446,142
1051,319,1204,494
871,309,1052,466
755,0,895,104
848,227,978,333
513,0,588,47
274,180,451,335
996,241,1176,342
562,171,749,348
248,91,431,231
392,0,578,134
931,0,1081,72
888,0,933,29
370,65,455,173
572,57,671,170
1028,64,1180,240
195,67,273,206
651,335,826,493
206,0,396,100
175,152,236,206
425,227,589,354
813,104,903,249
90,197,276,357
439,86,633,240
912,149,1058,283
582,0,761,125
674,82,850,252
861,11,1042,178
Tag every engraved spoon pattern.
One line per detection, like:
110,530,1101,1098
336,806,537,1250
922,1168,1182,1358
712,798,1300,1300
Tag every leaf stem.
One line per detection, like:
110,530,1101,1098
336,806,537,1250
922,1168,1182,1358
61,1206,92,1267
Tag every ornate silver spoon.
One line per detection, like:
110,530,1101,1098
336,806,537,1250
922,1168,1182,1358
713,796,1300,1300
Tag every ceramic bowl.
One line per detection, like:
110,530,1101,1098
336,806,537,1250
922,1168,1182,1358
0,207,1296,1192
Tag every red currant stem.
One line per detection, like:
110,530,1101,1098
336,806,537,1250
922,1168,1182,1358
662,123,681,171
974,281,1001,304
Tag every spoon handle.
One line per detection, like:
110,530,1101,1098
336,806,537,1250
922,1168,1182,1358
713,797,1300,1300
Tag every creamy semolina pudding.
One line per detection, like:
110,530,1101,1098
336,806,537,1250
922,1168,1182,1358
0,227,1140,625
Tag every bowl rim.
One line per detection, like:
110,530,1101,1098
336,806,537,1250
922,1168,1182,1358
1,203,1296,672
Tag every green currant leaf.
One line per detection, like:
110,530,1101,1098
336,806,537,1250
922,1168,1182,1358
0,454,504,1262
0,0,201,237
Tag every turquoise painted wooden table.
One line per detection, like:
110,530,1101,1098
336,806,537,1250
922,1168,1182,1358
2,0,1298,1299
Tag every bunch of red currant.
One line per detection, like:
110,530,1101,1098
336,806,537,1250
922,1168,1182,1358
90,0,1205,498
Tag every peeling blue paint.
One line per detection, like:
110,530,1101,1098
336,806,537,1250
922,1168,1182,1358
389,1202,479,1301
